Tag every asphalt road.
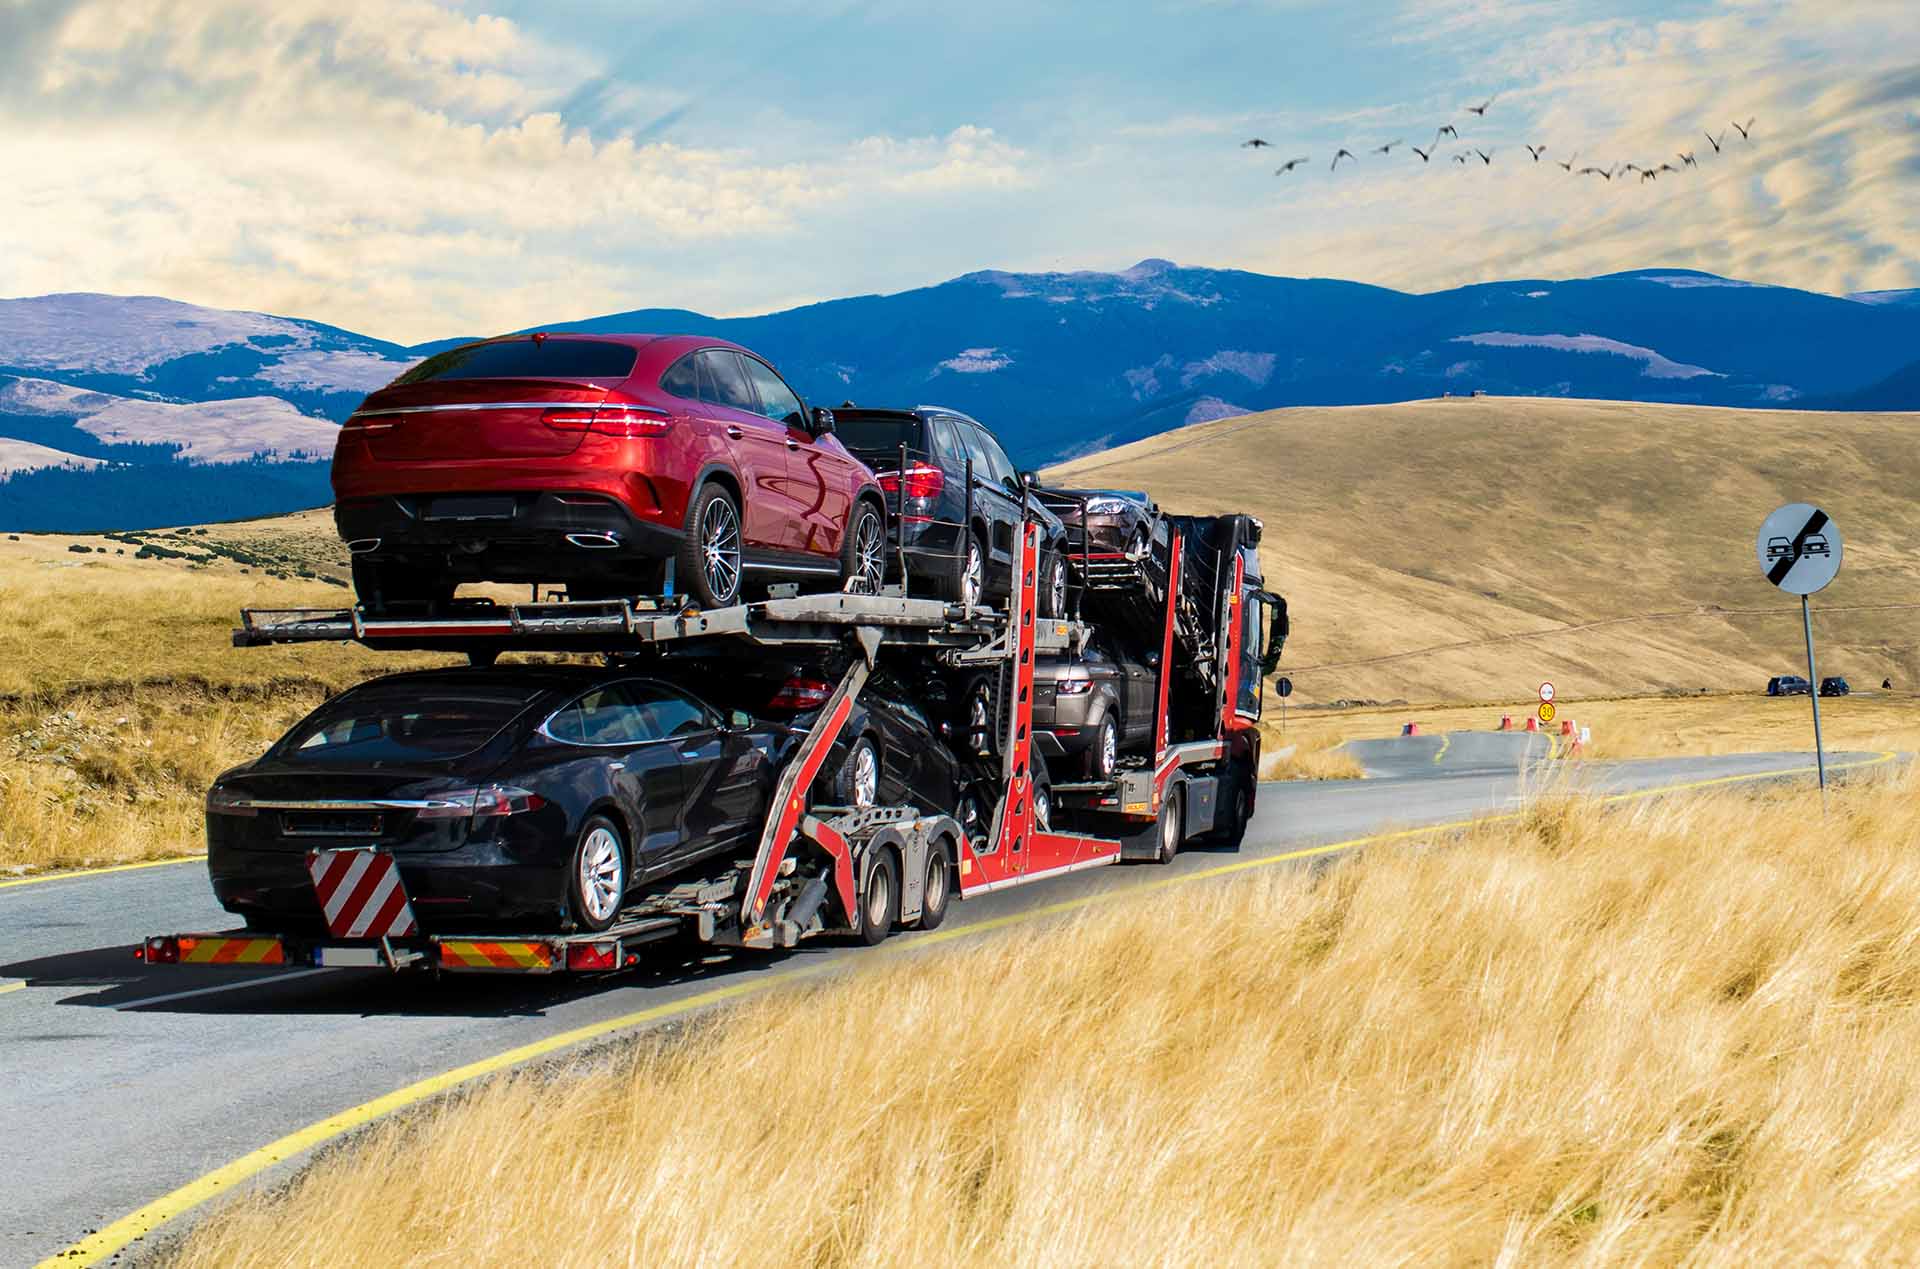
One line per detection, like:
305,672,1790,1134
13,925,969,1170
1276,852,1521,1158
0,744,1892,1266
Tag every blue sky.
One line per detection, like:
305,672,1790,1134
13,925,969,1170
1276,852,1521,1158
0,0,1913,341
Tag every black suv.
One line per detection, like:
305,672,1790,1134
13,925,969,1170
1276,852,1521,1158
1766,675,1811,696
834,407,1070,615
1819,676,1850,697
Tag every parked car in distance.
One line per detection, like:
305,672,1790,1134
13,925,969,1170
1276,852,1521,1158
332,334,888,612
1766,675,1812,696
831,406,1070,616
204,666,781,934
1819,676,1850,697
1032,487,1166,562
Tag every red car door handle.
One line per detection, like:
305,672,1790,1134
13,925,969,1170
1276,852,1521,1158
726,425,744,439
786,439,800,450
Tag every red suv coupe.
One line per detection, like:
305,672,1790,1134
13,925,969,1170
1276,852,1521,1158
332,334,887,611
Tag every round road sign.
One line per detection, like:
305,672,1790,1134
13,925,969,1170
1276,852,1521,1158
1756,503,1842,595
1275,676,1294,699
1539,681,1555,704
1539,701,1556,724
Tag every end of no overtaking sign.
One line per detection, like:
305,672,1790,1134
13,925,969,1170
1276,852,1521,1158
1756,503,1842,595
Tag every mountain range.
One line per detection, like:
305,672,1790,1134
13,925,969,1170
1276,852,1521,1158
3,261,1918,531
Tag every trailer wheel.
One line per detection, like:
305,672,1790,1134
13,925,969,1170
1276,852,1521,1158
1154,787,1183,865
568,815,628,932
963,674,998,757
915,843,953,931
857,848,898,946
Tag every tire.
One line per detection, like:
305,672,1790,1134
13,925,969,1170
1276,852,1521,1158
916,845,953,930
1038,551,1068,618
857,848,898,946
1153,787,1183,865
1030,757,1053,832
835,735,882,809
351,558,452,614
956,786,992,852
1212,765,1253,849
841,499,886,596
568,815,628,932
963,674,998,758
678,482,743,609
1084,713,1119,781
940,531,986,609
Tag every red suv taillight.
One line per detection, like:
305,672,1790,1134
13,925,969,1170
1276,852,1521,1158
542,405,673,438
876,463,945,501
768,677,834,710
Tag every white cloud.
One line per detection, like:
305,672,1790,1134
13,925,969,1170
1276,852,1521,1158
0,0,1029,342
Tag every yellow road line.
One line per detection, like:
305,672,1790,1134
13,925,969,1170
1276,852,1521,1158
43,748,1899,1268
1431,734,1452,765
0,981,24,996
0,855,204,891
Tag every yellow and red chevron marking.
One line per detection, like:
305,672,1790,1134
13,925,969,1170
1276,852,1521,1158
176,936,286,965
437,939,555,971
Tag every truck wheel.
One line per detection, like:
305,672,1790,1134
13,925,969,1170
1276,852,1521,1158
940,531,985,609
840,500,887,595
1214,767,1254,848
857,848,898,946
1154,788,1183,865
568,816,627,932
915,845,952,931
678,482,742,609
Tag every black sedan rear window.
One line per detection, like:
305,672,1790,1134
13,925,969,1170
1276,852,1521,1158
392,339,638,386
279,683,542,763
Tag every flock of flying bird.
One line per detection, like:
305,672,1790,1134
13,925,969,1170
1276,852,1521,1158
1245,96,1759,185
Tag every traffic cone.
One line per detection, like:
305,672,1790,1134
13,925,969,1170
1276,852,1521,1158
1499,715,1513,731
1523,716,1539,732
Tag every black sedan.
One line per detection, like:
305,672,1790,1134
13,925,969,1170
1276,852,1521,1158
205,666,780,934
693,655,971,810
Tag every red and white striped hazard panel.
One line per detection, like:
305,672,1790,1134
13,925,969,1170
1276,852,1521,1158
306,848,418,940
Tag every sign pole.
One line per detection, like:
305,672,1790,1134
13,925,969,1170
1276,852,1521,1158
1801,593,1827,803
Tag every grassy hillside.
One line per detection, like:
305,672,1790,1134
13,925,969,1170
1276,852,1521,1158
0,514,439,874
168,770,1920,1265
1047,397,1920,704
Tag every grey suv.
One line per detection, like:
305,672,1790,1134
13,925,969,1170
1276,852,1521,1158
1024,637,1159,779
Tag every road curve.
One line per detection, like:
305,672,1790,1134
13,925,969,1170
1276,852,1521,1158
1,747,1894,1266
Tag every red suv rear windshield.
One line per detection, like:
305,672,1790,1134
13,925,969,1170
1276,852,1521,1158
393,339,638,386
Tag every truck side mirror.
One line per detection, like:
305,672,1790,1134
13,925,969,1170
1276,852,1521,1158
1253,590,1288,675
1020,470,1040,488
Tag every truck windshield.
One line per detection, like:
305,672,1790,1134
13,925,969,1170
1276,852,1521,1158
279,684,540,763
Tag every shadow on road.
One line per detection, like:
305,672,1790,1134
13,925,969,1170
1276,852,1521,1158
0,936,818,1019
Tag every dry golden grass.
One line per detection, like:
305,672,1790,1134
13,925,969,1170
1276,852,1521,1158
1259,729,1369,780
0,516,444,875
1048,397,1920,705
1274,690,1920,766
167,766,1920,1266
